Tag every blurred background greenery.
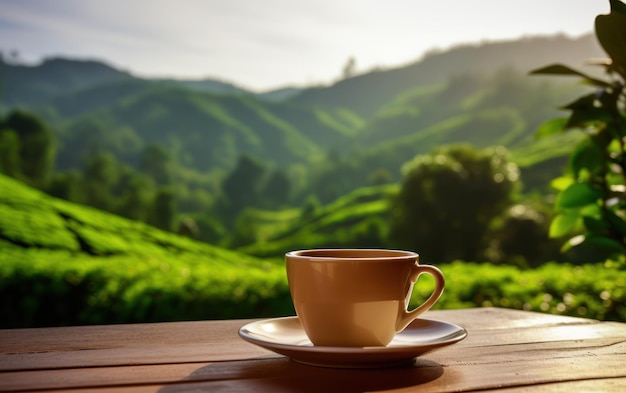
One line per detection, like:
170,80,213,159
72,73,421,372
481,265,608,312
1,7,626,327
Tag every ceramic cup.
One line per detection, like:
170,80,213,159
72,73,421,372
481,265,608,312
285,249,445,347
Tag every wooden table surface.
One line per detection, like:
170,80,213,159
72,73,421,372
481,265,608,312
1,307,625,392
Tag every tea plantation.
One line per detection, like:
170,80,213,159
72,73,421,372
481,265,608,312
1,174,624,328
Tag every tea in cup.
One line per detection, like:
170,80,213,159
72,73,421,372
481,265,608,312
285,249,445,347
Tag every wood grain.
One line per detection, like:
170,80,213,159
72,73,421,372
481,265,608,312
1,308,624,393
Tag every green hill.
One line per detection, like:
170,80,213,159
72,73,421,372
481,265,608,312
0,174,292,328
43,81,359,173
0,33,608,241
3,174,625,326
238,184,398,257
0,57,135,108
301,68,588,199
1,34,601,190
289,34,604,118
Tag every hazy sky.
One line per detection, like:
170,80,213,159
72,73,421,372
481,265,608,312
0,0,612,92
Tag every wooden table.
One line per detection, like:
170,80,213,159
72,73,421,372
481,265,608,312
1,307,625,392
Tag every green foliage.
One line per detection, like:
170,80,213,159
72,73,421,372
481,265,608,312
0,58,134,108
147,186,177,232
531,1,626,263
3,240,624,327
300,194,321,218
80,152,123,211
56,115,143,170
259,169,292,208
0,129,21,177
2,174,625,327
486,202,563,267
415,261,626,322
4,33,626,328
390,144,519,262
0,174,291,327
221,154,267,215
0,110,56,188
140,144,174,186
240,185,397,257
4,37,596,218
0,242,291,327
116,173,155,221
184,215,226,244
0,202,81,251
301,68,584,201
2,41,598,232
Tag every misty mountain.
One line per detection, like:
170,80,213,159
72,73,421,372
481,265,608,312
0,57,134,108
289,34,604,118
155,78,252,96
0,33,603,189
43,81,357,172
0,57,258,109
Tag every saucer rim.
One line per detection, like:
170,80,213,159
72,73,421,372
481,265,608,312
238,316,467,354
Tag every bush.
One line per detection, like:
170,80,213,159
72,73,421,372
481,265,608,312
0,243,293,328
411,261,626,322
3,243,624,328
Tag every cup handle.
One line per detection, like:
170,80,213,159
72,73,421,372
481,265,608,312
395,264,445,332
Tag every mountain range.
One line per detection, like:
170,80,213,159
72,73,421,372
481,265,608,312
0,33,605,194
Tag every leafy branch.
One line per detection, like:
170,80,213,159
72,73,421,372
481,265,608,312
531,0,626,264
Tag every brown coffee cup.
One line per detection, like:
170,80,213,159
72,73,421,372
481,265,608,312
285,249,445,347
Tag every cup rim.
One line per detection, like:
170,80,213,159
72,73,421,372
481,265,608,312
285,248,418,261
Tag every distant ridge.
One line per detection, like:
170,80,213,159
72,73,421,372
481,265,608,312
289,34,603,117
0,33,602,189
0,57,134,107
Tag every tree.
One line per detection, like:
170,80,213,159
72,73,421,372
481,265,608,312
2,110,55,188
58,118,142,170
300,194,321,218
342,56,357,79
530,0,626,263
80,152,122,211
390,144,519,262
260,169,291,207
0,129,21,178
139,144,174,186
368,168,392,185
228,208,260,248
47,170,81,202
351,216,389,248
192,215,226,244
148,186,177,231
486,203,562,268
117,173,156,222
221,154,267,215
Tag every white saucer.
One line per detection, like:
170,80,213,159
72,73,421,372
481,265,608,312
238,316,467,368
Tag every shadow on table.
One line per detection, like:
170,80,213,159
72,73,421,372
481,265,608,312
159,357,444,392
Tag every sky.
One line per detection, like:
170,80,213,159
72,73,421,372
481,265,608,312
0,0,613,92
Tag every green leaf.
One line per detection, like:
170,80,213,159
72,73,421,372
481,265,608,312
550,176,574,191
609,0,626,13
560,233,623,254
549,212,580,238
582,215,610,233
581,233,624,254
535,117,568,138
556,183,602,209
570,137,604,177
530,64,612,87
562,94,613,128
595,8,626,78
580,203,602,218
560,234,585,252
604,209,626,237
